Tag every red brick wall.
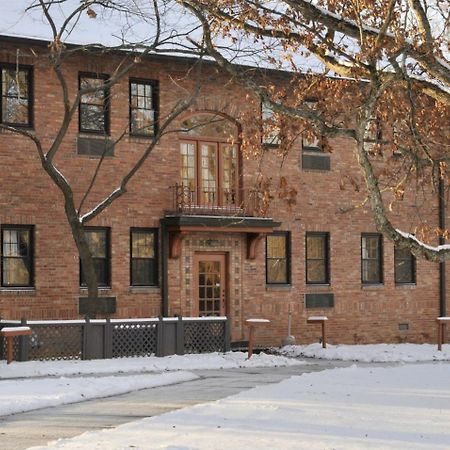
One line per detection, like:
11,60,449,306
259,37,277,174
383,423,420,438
0,41,443,346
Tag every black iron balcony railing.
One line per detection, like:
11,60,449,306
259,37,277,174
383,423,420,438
169,184,263,217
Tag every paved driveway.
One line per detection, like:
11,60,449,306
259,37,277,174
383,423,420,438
0,360,351,450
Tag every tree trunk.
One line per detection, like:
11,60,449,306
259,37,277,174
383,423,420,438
64,200,99,317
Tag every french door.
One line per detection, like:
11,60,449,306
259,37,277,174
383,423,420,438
180,140,239,206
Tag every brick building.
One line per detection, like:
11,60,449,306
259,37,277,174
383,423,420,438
0,35,445,347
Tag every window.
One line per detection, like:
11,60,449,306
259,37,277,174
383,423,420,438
1,65,32,127
302,99,321,151
395,247,416,284
364,116,382,142
1,225,34,287
261,102,280,146
361,234,383,284
364,116,382,153
266,232,290,284
180,114,239,207
306,232,330,284
129,79,158,136
80,228,111,287
130,228,158,286
301,99,330,170
79,73,109,134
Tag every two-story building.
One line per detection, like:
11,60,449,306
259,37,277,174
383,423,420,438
0,34,445,347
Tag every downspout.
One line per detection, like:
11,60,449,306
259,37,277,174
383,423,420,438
160,219,169,317
438,177,446,316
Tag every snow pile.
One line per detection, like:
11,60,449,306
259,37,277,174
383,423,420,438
0,371,197,417
0,351,305,380
276,343,450,362
29,364,450,449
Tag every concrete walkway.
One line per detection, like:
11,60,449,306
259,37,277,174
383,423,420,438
0,360,351,450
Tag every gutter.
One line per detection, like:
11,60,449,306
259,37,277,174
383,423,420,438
439,177,446,316
160,220,169,317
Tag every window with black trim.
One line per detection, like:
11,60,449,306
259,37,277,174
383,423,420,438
1,65,32,127
130,228,158,286
306,232,330,284
361,233,383,284
79,73,109,134
394,246,416,284
130,79,158,136
80,227,111,287
266,232,290,284
1,225,34,287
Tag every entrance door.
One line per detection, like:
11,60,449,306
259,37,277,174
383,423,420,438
194,253,226,316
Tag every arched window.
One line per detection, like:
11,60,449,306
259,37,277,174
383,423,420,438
179,114,240,207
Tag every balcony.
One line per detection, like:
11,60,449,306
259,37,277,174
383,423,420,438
163,184,280,260
168,184,263,217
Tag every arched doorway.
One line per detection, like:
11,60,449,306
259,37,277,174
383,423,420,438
179,113,240,210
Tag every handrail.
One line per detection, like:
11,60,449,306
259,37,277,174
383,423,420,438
169,183,262,216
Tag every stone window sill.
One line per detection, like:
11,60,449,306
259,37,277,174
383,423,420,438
129,286,160,293
361,283,384,289
265,284,292,291
0,287,36,295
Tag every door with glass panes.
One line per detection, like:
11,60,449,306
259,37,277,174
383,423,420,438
193,253,227,316
180,140,238,207
179,113,239,208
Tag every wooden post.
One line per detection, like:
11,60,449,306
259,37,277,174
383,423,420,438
6,334,13,364
436,317,450,351
307,316,328,349
0,327,32,364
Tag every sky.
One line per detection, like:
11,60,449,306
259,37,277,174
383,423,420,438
0,0,323,72
0,1,198,48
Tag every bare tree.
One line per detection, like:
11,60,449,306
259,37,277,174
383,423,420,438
1,0,203,312
177,0,450,261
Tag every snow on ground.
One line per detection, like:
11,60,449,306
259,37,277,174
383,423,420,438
276,343,450,362
0,371,197,417
0,352,304,417
0,351,304,380
29,363,450,450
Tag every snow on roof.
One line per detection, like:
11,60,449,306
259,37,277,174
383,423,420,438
0,0,324,74
0,0,196,48
1,1,446,89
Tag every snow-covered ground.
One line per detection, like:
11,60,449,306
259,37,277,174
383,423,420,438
29,363,450,450
0,371,197,417
0,351,303,380
276,343,450,362
0,351,303,416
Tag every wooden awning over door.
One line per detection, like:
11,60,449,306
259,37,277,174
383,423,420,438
161,215,280,260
